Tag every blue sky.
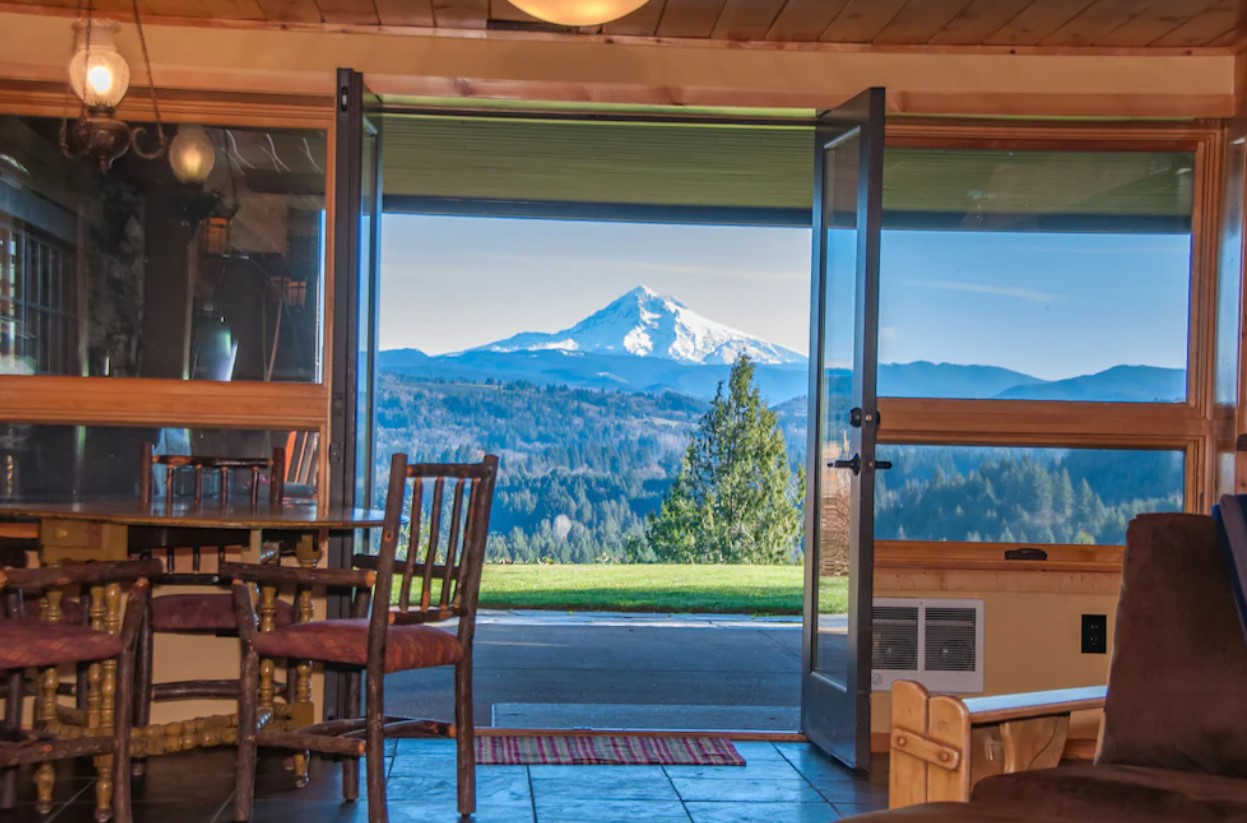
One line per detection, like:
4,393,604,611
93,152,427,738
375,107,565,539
380,214,1191,381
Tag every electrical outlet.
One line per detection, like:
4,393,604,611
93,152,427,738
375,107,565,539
1081,614,1107,654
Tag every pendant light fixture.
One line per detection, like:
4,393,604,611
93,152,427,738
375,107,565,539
508,0,650,27
61,1,167,171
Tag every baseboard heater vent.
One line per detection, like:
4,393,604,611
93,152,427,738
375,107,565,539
871,598,984,694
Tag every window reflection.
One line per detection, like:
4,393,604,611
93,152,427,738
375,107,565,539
0,116,325,381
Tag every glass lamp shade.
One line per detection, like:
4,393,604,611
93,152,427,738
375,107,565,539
508,0,649,26
169,125,217,184
68,18,130,109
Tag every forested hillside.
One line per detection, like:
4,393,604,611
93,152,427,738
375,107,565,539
376,372,1185,561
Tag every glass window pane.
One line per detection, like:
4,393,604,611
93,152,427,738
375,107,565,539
0,424,318,502
0,115,326,381
875,445,1184,545
877,149,1193,403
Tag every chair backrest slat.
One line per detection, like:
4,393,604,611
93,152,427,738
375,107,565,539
440,478,466,609
420,477,445,611
398,477,423,609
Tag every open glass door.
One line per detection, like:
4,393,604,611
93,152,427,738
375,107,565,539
326,67,383,718
801,88,886,769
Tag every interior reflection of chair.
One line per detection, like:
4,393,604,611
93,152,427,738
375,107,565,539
226,452,499,823
846,513,1247,823
130,444,295,752
0,559,159,823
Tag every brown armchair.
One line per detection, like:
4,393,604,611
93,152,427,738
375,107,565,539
849,512,1247,823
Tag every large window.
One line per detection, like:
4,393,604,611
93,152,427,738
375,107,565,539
0,115,326,382
878,148,1194,403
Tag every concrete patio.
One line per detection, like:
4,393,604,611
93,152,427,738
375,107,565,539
387,610,848,733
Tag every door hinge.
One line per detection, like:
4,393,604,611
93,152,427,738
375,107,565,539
328,442,344,463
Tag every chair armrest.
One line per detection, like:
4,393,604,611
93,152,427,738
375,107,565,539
390,606,461,625
962,685,1107,724
219,562,376,590
1,559,163,590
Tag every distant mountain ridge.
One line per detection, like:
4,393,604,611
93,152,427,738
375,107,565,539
379,287,1185,404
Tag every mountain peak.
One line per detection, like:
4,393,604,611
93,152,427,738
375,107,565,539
472,288,805,365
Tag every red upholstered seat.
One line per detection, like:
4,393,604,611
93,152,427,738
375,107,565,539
151,593,294,632
251,618,464,673
18,598,86,624
0,619,123,669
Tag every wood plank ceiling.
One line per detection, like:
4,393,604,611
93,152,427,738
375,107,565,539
7,0,1244,48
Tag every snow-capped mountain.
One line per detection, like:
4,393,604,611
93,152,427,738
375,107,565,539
472,286,806,366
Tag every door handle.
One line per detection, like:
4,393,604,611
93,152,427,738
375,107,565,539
831,455,861,475
830,455,892,475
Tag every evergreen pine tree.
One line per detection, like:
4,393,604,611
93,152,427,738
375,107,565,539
646,356,804,564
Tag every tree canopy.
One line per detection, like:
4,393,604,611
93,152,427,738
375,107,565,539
645,356,805,564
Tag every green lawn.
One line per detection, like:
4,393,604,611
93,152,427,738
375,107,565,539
469,564,848,615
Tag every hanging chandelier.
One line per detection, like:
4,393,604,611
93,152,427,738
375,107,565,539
61,1,167,171
508,0,650,27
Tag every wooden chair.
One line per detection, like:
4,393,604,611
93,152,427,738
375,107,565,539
225,452,499,823
131,444,294,749
0,558,159,823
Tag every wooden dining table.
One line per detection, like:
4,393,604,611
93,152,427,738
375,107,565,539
0,498,386,758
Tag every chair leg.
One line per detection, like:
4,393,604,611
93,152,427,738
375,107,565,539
342,670,361,802
112,647,136,823
365,669,387,823
234,647,260,823
455,658,475,817
131,597,153,777
0,670,21,809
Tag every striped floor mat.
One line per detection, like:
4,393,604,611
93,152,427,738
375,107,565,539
476,735,745,766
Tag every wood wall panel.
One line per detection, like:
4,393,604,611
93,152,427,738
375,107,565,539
0,377,329,430
1038,0,1156,46
1151,4,1239,46
199,0,266,19
252,0,321,22
315,0,380,25
432,0,487,29
763,0,850,41
927,0,1035,44
656,0,728,38
373,0,433,25
709,0,787,41
1,0,1242,47
820,0,910,42
873,0,976,45
1093,0,1222,46
601,0,666,35
984,0,1098,45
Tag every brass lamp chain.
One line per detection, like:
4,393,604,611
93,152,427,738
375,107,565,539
129,0,167,159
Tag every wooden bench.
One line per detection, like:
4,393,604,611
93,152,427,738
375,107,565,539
888,680,1107,809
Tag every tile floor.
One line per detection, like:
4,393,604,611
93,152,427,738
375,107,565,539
3,739,888,822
